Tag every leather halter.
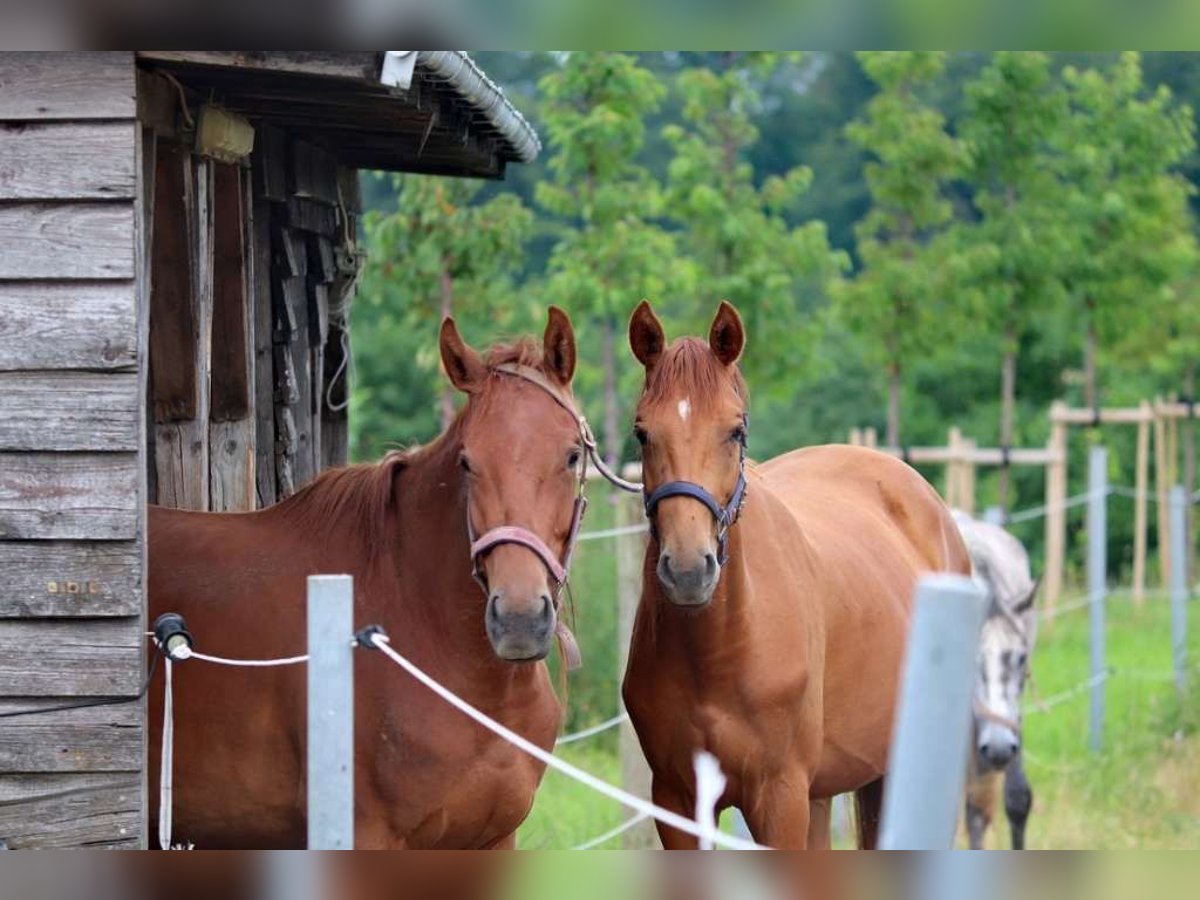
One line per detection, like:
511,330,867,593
642,413,749,567
464,363,636,669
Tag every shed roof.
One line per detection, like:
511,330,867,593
137,51,540,178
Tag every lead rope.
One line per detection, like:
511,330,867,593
159,657,175,850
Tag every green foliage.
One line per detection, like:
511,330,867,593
662,52,848,390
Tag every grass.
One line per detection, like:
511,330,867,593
522,548,1200,849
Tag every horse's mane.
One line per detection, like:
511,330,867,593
269,336,553,554
641,337,747,409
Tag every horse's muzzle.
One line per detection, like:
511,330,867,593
485,592,555,661
977,725,1019,769
656,550,720,607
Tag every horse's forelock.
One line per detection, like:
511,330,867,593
640,338,747,412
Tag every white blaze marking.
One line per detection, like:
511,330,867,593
677,398,691,422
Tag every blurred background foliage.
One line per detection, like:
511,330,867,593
353,51,1200,583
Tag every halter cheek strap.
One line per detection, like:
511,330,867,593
642,415,749,567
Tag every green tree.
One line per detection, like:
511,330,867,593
834,51,966,447
957,51,1070,510
537,52,683,464
1059,52,1196,410
663,52,847,390
358,175,532,431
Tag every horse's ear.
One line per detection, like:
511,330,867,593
1014,577,1040,614
543,306,577,385
629,299,666,370
439,317,486,394
709,300,745,366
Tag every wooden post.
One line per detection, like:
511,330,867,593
945,427,961,509
614,490,655,848
878,574,987,849
865,427,878,449
1155,397,1172,591
1044,402,1069,612
961,437,977,516
1170,486,1189,698
307,574,354,849
1133,401,1151,606
849,427,862,447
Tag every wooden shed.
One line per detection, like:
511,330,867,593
0,51,539,848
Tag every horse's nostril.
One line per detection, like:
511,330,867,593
704,553,718,579
540,595,553,619
657,553,676,586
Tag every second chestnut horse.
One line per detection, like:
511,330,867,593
622,300,971,849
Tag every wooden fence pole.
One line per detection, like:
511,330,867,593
1133,401,1151,606
1044,402,1069,612
878,574,987,849
1088,447,1107,753
1155,397,1172,591
962,437,977,516
945,427,961,509
307,574,354,849
614,491,655,848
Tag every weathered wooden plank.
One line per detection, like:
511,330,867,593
137,69,181,139
137,51,379,83
149,142,197,421
337,166,362,214
250,177,276,509
308,281,329,346
290,138,339,204
0,372,138,452
154,158,213,511
0,617,143,696
0,52,135,120
273,275,302,343
0,540,140,617
0,453,137,540
0,772,141,848
0,699,140,772
0,203,134,280
308,234,338,283
275,405,297,497
0,121,136,200
0,282,136,372
256,122,289,202
286,196,337,236
289,277,314,491
273,345,299,406
210,163,251,422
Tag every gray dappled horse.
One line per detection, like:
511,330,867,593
952,510,1038,850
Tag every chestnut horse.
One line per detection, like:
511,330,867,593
148,309,592,848
621,301,971,849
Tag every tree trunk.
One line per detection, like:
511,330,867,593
998,329,1017,514
886,362,901,449
1083,305,1098,412
439,263,455,431
602,314,620,467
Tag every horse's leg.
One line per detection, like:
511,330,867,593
1004,751,1033,850
651,778,698,850
806,797,831,849
964,764,998,850
742,772,811,849
852,778,885,849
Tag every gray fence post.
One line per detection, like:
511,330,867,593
878,573,987,850
1170,485,1189,695
1088,446,1107,752
307,574,354,849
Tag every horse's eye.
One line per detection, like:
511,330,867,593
566,448,582,470
634,426,648,446
1016,652,1028,670
730,426,747,445
459,454,473,474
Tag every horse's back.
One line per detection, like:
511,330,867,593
758,443,969,576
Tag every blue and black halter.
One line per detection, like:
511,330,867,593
642,414,749,566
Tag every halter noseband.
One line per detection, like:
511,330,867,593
642,414,749,567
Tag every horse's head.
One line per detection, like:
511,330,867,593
629,300,749,608
976,579,1038,769
439,308,585,662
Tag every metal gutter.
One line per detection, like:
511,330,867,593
382,51,541,165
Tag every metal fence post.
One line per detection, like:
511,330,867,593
308,574,354,849
1088,446,1107,753
1170,485,1189,696
878,574,987,850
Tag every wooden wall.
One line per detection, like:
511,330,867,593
146,107,358,511
0,52,144,848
